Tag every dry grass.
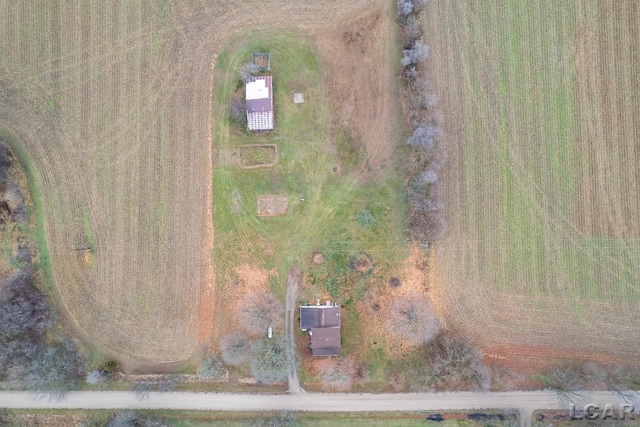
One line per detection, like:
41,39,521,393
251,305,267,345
425,1,640,362
0,0,376,369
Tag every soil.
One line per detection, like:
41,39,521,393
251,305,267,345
257,195,288,217
311,1,400,171
311,252,324,265
238,144,278,168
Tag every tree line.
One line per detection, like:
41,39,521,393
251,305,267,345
396,0,446,242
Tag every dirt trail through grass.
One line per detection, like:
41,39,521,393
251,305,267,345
285,264,304,394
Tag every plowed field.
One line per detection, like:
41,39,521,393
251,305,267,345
0,0,375,369
426,1,640,363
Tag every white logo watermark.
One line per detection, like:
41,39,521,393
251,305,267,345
569,403,636,421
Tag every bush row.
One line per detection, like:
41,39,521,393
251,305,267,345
397,0,446,242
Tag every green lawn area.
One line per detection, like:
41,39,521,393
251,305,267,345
211,30,407,377
449,1,640,302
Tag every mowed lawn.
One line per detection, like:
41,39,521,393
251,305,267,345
211,31,407,358
426,1,640,352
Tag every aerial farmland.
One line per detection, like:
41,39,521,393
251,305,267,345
0,0,639,420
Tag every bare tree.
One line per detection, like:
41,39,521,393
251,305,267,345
413,0,429,13
417,169,438,185
404,65,419,82
238,291,283,336
220,331,252,366
425,332,491,391
107,410,170,427
22,337,86,399
198,353,226,381
107,410,138,427
408,210,447,242
85,369,103,385
401,41,429,67
397,0,414,17
250,337,289,384
250,411,299,427
401,15,422,46
239,61,259,82
406,124,439,151
314,356,357,392
0,273,50,341
386,294,441,344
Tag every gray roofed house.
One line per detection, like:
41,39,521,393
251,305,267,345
300,303,341,356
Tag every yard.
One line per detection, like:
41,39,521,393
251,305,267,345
211,26,409,386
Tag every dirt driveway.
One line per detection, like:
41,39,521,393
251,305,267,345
285,264,304,394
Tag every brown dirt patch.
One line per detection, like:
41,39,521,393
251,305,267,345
257,195,288,217
311,1,400,171
311,252,324,264
238,144,278,168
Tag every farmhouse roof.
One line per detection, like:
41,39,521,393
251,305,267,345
300,305,340,330
300,304,341,356
246,75,274,131
310,327,341,356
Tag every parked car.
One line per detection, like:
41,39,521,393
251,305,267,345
268,327,273,339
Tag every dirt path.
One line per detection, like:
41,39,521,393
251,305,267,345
284,264,304,394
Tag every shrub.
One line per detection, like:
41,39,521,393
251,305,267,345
220,331,252,366
198,354,225,380
107,410,170,427
386,294,440,344
406,125,439,151
401,15,422,47
0,273,50,342
250,337,289,384
250,411,299,427
239,61,259,82
425,332,490,391
86,369,103,385
229,96,246,125
401,41,429,67
103,360,118,374
355,209,375,229
397,0,414,17
22,337,86,398
418,170,438,185
408,210,447,242
238,292,284,336
314,356,357,391
389,277,402,288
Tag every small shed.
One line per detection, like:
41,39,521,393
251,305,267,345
246,75,274,132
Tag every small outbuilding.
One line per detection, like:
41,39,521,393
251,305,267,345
300,302,341,356
246,75,274,132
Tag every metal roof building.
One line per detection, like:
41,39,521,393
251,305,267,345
300,304,341,356
246,75,274,131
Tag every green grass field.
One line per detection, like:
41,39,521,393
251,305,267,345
211,30,407,374
425,1,640,353
464,2,640,302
